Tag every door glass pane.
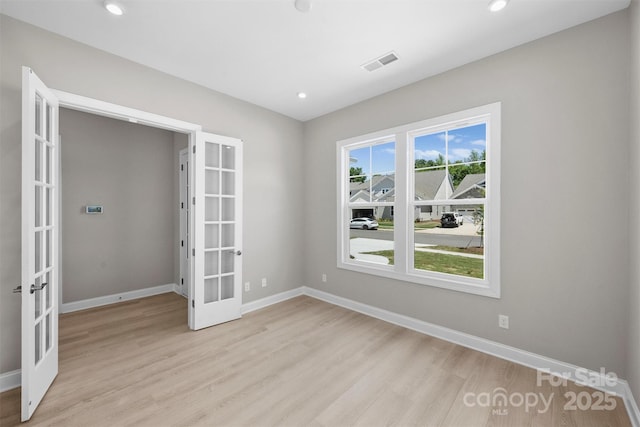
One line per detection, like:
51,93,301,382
45,229,51,268
221,252,234,274
35,321,42,364
45,271,51,310
204,278,219,303
35,185,42,227
46,104,52,142
222,171,234,195
45,145,52,184
205,224,219,249
204,251,219,277
221,198,234,221
205,196,219,221
221,145,235,170
205,170,219,195
221,224,234,248
35,231,42,273
46,188,52,226
34,276,42,319
35,140,42,182
35,94,42,136
45,313,52,352
205,142,219,168
221,275,233,300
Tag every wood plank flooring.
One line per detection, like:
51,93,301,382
0,293,632,426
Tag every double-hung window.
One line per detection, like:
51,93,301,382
337,103,501,298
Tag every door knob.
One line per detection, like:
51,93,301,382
30,282,47,294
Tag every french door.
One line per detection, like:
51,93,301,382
20,67,59,421
19,68,243,422
190,132,243,330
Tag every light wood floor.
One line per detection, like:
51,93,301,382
0,293,632,426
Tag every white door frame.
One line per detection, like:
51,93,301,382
179,148,190,298
50,90,202,310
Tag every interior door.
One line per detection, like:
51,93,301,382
189,132,243,330
20,66,59,421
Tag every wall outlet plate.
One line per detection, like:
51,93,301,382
498,314,509,329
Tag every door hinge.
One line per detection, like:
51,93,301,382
193,145,196,154
181,164,184,171
181,278,184,285
192,300,195,308
192,197,195,205
181,202,184,209
181,240,184,247
192,248,195,256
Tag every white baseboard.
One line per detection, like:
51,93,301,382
241,287,304,314
302,286,640,427
60,283,176,314
0,369,20,393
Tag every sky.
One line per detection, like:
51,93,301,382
349,123,486,176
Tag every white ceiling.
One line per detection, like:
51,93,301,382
0,0,630,121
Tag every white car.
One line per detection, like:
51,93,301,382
349,218,379,230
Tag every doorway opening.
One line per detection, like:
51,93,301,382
58,107,191,310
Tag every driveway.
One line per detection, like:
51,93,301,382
416,221,481,236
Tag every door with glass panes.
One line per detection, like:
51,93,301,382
190,132,243,330
20,66,59,421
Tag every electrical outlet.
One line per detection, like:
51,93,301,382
322,274,327,283
498,314,509,329
261,278,267,288
244,282,250,292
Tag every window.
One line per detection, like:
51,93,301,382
337,103,501,298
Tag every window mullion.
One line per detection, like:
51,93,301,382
394,132,408,275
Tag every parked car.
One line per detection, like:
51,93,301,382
350,217,379,230
440,212,463,228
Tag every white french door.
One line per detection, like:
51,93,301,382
189,132,243,330
20,67,59,421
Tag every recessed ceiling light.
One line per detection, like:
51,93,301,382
297,92,307,99
488,0,509,12
294,0,312,13
104,1,124,16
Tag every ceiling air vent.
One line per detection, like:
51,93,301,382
361,51,399,72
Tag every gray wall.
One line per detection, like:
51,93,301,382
628,0,640,409
303,11,630,376
60,109,175,302
0,15,304,373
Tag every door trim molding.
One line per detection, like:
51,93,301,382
51,90,202,133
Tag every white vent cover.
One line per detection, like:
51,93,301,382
361,51,399,72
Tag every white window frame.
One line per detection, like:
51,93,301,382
337,102,501,298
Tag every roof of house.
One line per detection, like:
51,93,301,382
349,169,459,202
451,173,486,199
349,175,394,193
414,169,449,200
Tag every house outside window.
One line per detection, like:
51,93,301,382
337,103,501,298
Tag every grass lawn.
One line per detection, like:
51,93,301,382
364,250,483,279
430,245,484,255
377,220,441,230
